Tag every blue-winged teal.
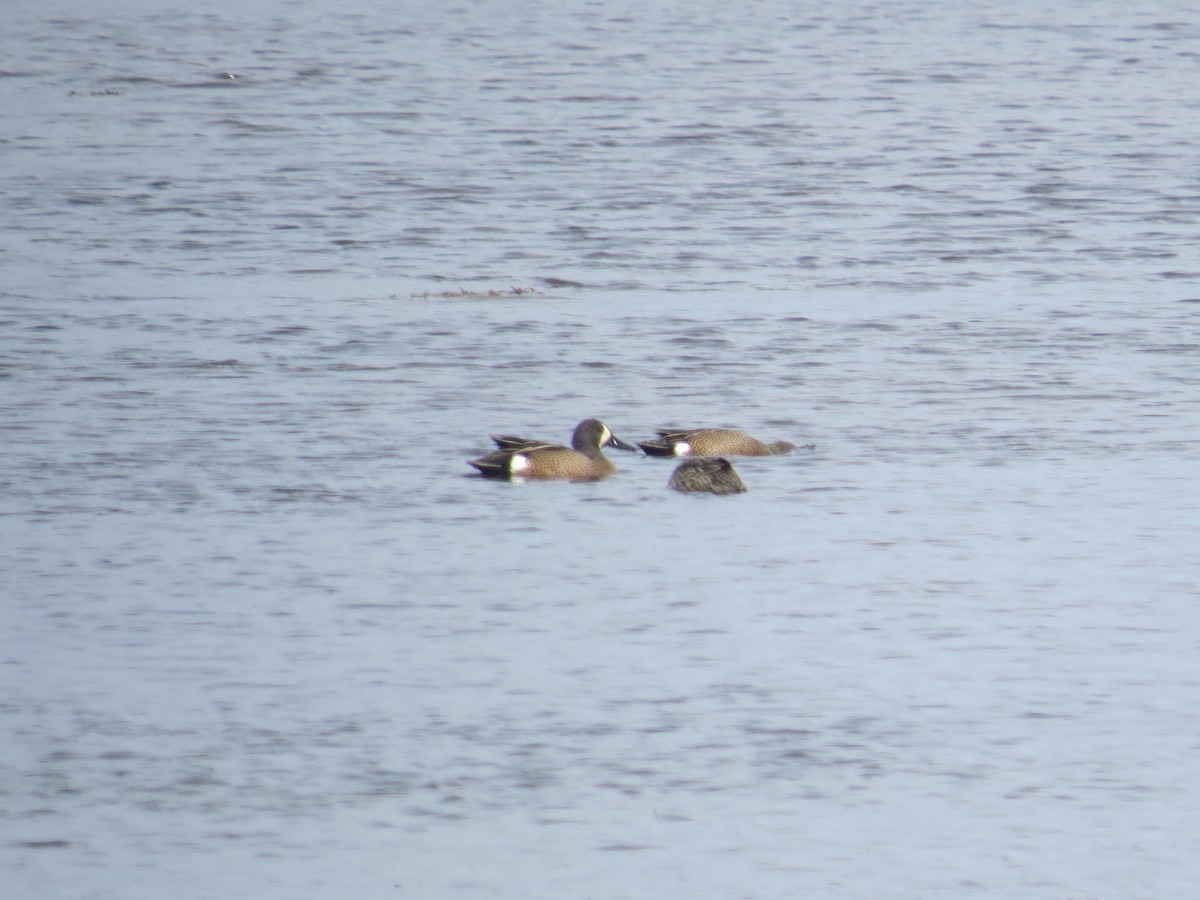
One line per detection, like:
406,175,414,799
468,418,636,481
638,427,796,458
668,457,747,494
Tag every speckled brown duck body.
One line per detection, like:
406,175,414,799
469,418,636,481
668,457,748,494
638,427,796,458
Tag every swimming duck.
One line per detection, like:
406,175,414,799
638,427,796,458
468,418,636,481
668,457,748,494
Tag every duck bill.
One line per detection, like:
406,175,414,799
607,433,639,452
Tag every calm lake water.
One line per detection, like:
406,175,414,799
3,1,1200,898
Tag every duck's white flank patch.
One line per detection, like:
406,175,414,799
674,441,693,457
509,453,532,473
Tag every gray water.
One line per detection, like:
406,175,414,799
3,1,1200,898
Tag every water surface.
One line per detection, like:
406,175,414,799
3,1,1200,898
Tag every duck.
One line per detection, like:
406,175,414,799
468,418,636,481
668,457,748,494
637,427,797,457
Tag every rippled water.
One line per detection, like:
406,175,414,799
3,1,1200,898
